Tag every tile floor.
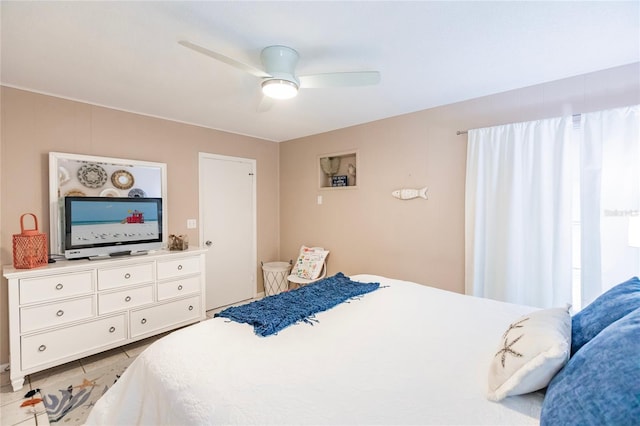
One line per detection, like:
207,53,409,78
0,308,225,426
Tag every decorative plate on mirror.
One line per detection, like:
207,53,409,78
58,166,71,186
111,170,135,190
128,188,146,198
100,188,121,197
77,163,108,188
65,189,86,197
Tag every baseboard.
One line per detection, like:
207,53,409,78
256,291,265,299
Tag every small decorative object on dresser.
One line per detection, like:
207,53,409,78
168,234,189,251
12,213,48,269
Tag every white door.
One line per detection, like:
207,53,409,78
199,153,256,310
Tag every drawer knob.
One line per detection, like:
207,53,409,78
55,283,64,290
56,310,64,317
38,345,47,352
109,326,116,333
188,305,194,311
124,273,131,279
177,265,183,271
125,296,132,302
141,318,147,324
178,285,183,291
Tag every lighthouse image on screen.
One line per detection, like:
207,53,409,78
70,199,160,246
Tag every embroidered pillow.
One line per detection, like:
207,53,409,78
487,306,571,401
571,276,640,355
541,307,640,425
291,246,329,280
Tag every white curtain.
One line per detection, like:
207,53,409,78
465,117,573,308
466,105,640,310
580,105,640,306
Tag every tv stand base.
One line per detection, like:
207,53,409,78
88,251,132,260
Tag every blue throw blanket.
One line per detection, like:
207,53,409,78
214,272,380,336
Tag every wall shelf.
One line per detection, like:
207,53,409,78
318,150,358,190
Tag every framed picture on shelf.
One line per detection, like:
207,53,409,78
331,175,348,187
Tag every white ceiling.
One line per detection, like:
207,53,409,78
2,1,639,142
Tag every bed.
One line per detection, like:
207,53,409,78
85,273,560,425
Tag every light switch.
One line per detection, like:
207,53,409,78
317,195,323,205
187,219,197,229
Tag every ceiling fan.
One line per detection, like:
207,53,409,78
178,40,380,109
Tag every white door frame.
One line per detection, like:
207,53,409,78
198,152,258,299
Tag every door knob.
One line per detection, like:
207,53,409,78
205,240,212,247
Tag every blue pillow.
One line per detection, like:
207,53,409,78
541,307,640,426
571,276,640,355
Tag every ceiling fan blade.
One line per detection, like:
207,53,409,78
178,40,271,78
299,71,380,88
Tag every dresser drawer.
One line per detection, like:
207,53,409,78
20,296,94,333
157,256,200,280
130,295,201,338
98,285,154,315
98,263,154,290
19,271,93,305
157,276,201,301
21,314,127,371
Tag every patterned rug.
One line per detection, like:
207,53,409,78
23,357,133,425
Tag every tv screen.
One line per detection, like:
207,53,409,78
64,196,163,259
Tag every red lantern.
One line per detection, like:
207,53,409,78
12,213,48,269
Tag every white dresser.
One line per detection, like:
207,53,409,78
2,248,207,391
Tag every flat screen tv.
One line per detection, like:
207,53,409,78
64,196,163,259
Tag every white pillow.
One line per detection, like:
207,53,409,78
291,246,329,280
487,306,571,401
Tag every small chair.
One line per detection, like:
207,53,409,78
287,246,329,289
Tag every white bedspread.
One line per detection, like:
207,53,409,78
86,275,544,425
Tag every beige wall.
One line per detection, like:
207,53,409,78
1,62,638,366
279,63,640,293
0,87,280,364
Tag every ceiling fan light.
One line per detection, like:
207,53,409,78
261,79,298,99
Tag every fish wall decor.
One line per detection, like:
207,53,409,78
391,187,428,200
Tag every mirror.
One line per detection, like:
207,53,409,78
49,152,168,255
